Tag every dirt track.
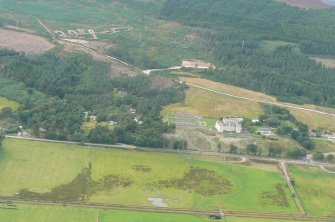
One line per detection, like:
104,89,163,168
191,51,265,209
0,28,54,54
281,0,329,9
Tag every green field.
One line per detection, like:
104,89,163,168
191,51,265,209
0,204,98,222
0,139,89,195
0,138,297,214
0,204,307,222
100,210,211,222
0,97,19,111
289,165,335,216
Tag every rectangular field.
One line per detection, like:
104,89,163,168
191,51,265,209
0,138,298,214
0,139,89,195
0,204,98,222
289,165,335,216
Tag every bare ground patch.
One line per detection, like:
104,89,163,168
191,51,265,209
0,28,54,54
279,0,329,9
150,76,174,89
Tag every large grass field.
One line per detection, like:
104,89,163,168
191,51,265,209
0,139,90,195
0,204,307,222
90,149,297,213
0,138,297,214
289,165,335,216
0,96,19,111
162,76,335,131
0,204,98,222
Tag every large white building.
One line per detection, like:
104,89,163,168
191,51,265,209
215,118,243,133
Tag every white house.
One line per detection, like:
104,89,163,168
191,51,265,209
215,118,243,133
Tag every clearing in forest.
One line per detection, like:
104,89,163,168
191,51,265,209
0,97,19,111
0,28,54,54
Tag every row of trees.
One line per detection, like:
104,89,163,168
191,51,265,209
229,143,307,159
161,0,335,107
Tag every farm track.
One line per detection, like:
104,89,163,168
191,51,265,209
0,196,334,221
279,162,306,215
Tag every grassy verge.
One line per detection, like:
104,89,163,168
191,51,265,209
0,204,98,222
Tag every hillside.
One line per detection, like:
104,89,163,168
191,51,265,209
160,0,335,107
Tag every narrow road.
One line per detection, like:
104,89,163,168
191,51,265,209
6,136,335,169
280,162,306,215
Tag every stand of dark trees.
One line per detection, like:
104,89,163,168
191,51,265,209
261,105,314,150
161,0,335,107
0,50,185,147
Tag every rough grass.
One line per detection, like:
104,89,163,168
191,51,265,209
162,87,263,120
100,210,211,222
162,76,335,131
312,138,335,153
0,97,19,111
289,165,335,216
0,204,98,222
0,138,89,195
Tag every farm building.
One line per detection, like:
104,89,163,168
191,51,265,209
182,59,215,69
215,117,243,133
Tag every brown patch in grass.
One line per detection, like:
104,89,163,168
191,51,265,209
156,167,233,196
17,168,90,201
132,165,152,173
91,175,133,193
0,28,54,54
17,168,133,201
261,184,290,207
